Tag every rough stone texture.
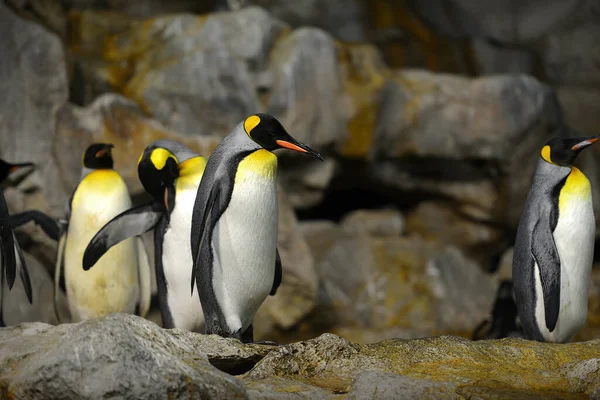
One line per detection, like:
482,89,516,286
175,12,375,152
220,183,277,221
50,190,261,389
340,208,404,237
0,314,247,399
104,6,286,137
306,231,496,342
346,371,457,400
254,191,318,340
411,0,597,42
245,377,334,400
267,27,344,149
405,200,503,262
241,0,366,42
245,333,600,397
0,2,69,216
55,93,221,195
372,70,566,229
1,252,68,326
542,23,600,86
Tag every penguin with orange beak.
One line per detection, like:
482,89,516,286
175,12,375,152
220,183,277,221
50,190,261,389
513,135,600,343
190,113,322,342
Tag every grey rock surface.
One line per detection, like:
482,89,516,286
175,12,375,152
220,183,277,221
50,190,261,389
0,314,248,399
0,2,69,216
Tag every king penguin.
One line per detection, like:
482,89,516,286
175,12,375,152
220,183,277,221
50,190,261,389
83,140,207,331
0,159,35,326
56,143,151,322
513,135,599,343
190,113,323,342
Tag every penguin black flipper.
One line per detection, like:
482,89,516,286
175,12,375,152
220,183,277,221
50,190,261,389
10,210,60,241
83,201,164,271
0,191,17,290
13,234,32,304
531,218,561,332
270,248,282,296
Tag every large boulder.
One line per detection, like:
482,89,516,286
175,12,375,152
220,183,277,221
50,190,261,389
0,314,248,399
300,217,496,343
370,71,566,230
245,333,600,397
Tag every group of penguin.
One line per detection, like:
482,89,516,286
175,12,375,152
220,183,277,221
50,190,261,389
1,113,321,343
0,113,598,345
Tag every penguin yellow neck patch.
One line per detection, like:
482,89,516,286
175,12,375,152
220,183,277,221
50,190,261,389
151,148,178,170
176,156,206,191
559,166,591,213
244,115,261,136
235,149,277,183
541,145,553,164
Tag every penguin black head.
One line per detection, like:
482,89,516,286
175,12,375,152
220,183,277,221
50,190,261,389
0,159,34,183
83,143,114,170
243,113,324,161
137,145,179,207
541,136,600,167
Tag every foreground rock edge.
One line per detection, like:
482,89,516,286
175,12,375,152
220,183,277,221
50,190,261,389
1,314,599,398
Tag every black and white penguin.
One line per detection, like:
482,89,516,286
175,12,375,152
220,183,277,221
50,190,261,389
84,140,208,331
190,113,322,342
0,159,35,326
512,135,599,343
56,143,151,322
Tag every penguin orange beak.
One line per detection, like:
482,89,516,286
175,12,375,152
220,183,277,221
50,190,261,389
572,137,600,152
275,140,324,161
95,144,115,158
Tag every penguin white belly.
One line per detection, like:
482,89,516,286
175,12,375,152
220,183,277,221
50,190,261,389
211,174,278,334
64,171,139,322
162,188,204,331
534,194,594,343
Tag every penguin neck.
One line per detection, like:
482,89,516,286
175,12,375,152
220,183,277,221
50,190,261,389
535,158,571,178
176,156,206,191
80,166,105,180
235,149,278,183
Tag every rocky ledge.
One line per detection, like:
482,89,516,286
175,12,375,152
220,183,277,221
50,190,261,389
1,314,599,399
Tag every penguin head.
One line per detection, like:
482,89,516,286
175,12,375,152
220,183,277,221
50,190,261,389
83,143,114,170
243,113,324,160
0,159,34,183
541,136,600,166
137,144,179,206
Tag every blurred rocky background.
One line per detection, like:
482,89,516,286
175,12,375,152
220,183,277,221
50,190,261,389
3,0,600,347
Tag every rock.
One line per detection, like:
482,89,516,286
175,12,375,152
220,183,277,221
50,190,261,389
346,371,457,400
0,2,69,216
245,333,600,397
299,220,341,264
64,0,216,17
245,377,333,400
55,93,221,195
254,191,318,342
340,208,404,237
2,252,68,326
240,0,366,42
542,23,600,86
411,0,595,43
267,27,345,150
308,232,496,342
106,6,287,137
426,247,496,334
371,71,565,230
405,200,503,262
471,38,535,75
0,314,247,399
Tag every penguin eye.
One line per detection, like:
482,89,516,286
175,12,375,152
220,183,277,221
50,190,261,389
244,115,261,137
